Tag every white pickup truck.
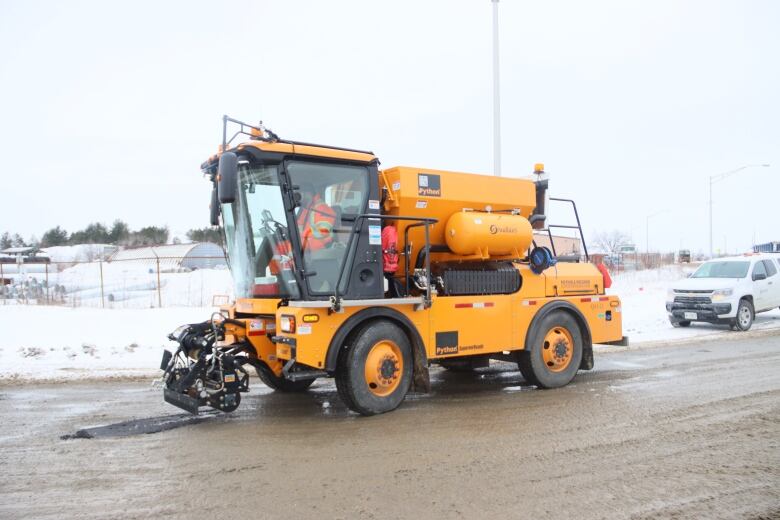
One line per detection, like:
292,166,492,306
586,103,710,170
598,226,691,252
666,254,780,331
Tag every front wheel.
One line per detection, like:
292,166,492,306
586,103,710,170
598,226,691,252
335,320,413,416
734,299,754,331
518,311,583,388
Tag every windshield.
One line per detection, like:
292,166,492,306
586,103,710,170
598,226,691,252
287,161,369,294
691,261,750,279
222,163,300,299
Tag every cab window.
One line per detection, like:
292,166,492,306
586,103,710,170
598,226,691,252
763,259,777,277
752,261,767,280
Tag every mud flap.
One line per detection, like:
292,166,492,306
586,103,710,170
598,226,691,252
411,340,431,393
164,388,201,415
580,344,594,371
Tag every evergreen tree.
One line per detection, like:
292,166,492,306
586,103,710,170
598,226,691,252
41,226,69,247
128,226,169,246
69,222,110,244
11,233,26,247
186,227,223,246
108,220,130,244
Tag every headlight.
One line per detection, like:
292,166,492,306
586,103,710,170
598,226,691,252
168,324,190,342
666,288,676,301
711,288,733,301
280,315,296,333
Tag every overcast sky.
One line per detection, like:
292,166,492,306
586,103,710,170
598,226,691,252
1,0,777,255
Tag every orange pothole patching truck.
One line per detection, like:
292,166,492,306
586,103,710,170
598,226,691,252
160,116,626,416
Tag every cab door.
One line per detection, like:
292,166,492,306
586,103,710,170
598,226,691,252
751,260,771,311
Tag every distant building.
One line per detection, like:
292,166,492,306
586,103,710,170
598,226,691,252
753,241,780,253
533,232,582,258
0,246,50,264
109,242,227,270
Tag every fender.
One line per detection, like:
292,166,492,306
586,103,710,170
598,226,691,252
325,307,431,392
525,300,594,370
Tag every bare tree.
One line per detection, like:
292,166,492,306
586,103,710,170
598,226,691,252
593,230,631,256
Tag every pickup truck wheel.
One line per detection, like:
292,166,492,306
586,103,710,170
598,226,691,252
518,311,583,388
735,299,754,331
335,320,413,416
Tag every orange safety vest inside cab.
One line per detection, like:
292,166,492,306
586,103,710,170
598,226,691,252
297,194,336,251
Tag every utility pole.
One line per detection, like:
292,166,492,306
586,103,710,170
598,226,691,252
492,0,502,177
708,164,769,258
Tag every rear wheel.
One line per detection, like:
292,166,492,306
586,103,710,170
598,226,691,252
335,320,413,415
734,299,754,331
518,311,583,388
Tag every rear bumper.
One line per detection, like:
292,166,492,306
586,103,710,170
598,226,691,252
666,302,733,323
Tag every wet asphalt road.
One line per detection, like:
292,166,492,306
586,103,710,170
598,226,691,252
1,333,778,520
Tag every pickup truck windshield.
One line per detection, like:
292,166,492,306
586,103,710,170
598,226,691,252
691,261,749,279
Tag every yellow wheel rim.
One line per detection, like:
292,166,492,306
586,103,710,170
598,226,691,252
364,340,403,397
542,327,574,373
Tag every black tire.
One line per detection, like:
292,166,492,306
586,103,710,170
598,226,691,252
335,320,413,416
674,320,691,328
518,310,583,388
734,299,754,331
254,362,314,392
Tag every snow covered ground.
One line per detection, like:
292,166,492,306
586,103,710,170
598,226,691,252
0,306,210,381
1,264,778,381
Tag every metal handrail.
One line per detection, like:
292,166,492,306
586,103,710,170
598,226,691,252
546,197,590,262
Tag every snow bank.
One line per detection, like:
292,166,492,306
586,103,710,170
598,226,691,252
0,306,212,381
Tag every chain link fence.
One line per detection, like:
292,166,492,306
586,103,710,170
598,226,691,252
0,256,233,308
591,252,680,274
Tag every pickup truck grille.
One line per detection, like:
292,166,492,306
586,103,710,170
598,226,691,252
674,295,712,305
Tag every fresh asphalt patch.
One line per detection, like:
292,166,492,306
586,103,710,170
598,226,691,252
61,410,224,439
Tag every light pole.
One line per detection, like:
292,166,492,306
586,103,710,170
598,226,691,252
491,0,501,177
708,164,770,258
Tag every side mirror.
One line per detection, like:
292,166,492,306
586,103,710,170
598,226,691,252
210,185,220,226
218,152,238,204
753,272,767,281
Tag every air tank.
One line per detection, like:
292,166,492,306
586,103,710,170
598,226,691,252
445,211,533,257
